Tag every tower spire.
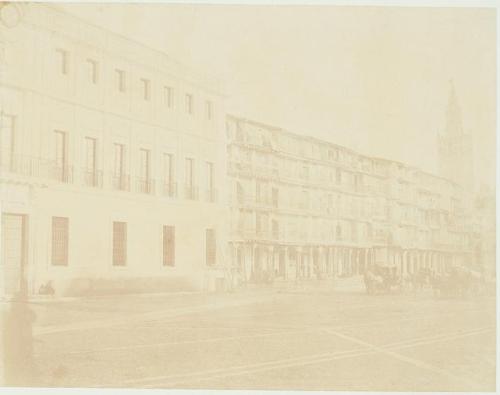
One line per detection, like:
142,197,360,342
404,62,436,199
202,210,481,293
438,80,475,192
445,79,464,137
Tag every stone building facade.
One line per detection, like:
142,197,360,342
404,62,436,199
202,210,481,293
0,3,228,296
226,115,477,283
0,3,486,297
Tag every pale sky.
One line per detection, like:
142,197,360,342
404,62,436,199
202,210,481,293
59,3,496,191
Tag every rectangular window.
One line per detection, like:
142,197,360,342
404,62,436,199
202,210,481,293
54,130,69,182
141,78,151,101
272,220,279,239
185,158,195,199
56,49,69,75
114,143,125,176
205,100,213,120
139,148,151,193
164,86,173,108
115,69,126,92
0,113,15,171
185,93,193,114
84,137,97,186
206,161,215,202
163,225,175,266
112,221,127,266
85,137,97,172
52,217,69,266
272,187,279,208
185,158,194,186
113,143,127,190
54,131,67,168
206,228,216,266
87,59,98,84
336,169,342,184
163,153,175,196
139,148,150,181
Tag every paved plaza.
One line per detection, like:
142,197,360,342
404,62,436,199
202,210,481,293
20,279,496,392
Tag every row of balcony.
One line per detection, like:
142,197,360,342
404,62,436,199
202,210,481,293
0,155,217,202
229,161,384,195
229,162,463,211
230,139,391,178
229,226,473,251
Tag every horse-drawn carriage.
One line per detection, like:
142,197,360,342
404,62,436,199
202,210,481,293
430,267,483,298
364,262,487,298
363,264,401,295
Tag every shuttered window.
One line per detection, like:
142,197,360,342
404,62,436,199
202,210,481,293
52,217,69,266
163,226,175,266
206,228,216,266
113,221,127,266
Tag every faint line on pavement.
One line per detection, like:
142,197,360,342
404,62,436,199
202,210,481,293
122,325,493,388
33,295,275,336
37,328,315,357
320,326,489,388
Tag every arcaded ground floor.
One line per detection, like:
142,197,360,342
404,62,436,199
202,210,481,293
229,242,476,284
9,278,496,391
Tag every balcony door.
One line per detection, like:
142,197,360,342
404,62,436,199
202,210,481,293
85,137,97,186
113,143,127,190
54,130,68,182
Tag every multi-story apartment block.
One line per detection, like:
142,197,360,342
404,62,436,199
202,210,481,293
475,188,496,279
226,115,477,283
0,4,228,296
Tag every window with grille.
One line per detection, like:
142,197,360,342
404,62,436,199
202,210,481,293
52,217,69,266
163,226,175,266
113,221,127,266
206,228,216,266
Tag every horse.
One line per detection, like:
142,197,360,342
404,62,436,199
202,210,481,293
364,270,385,295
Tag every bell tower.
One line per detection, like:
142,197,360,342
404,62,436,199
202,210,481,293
438,81,475,192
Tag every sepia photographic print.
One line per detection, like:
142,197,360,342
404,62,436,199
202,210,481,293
0,1,497,393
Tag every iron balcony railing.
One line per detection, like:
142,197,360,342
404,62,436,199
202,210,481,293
83,169,103,188
112,174,130,191
48,165,74,183
137,178,155,194
206,188,217,203
0,154,73,184
185,185,198,200
163,182,177,198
